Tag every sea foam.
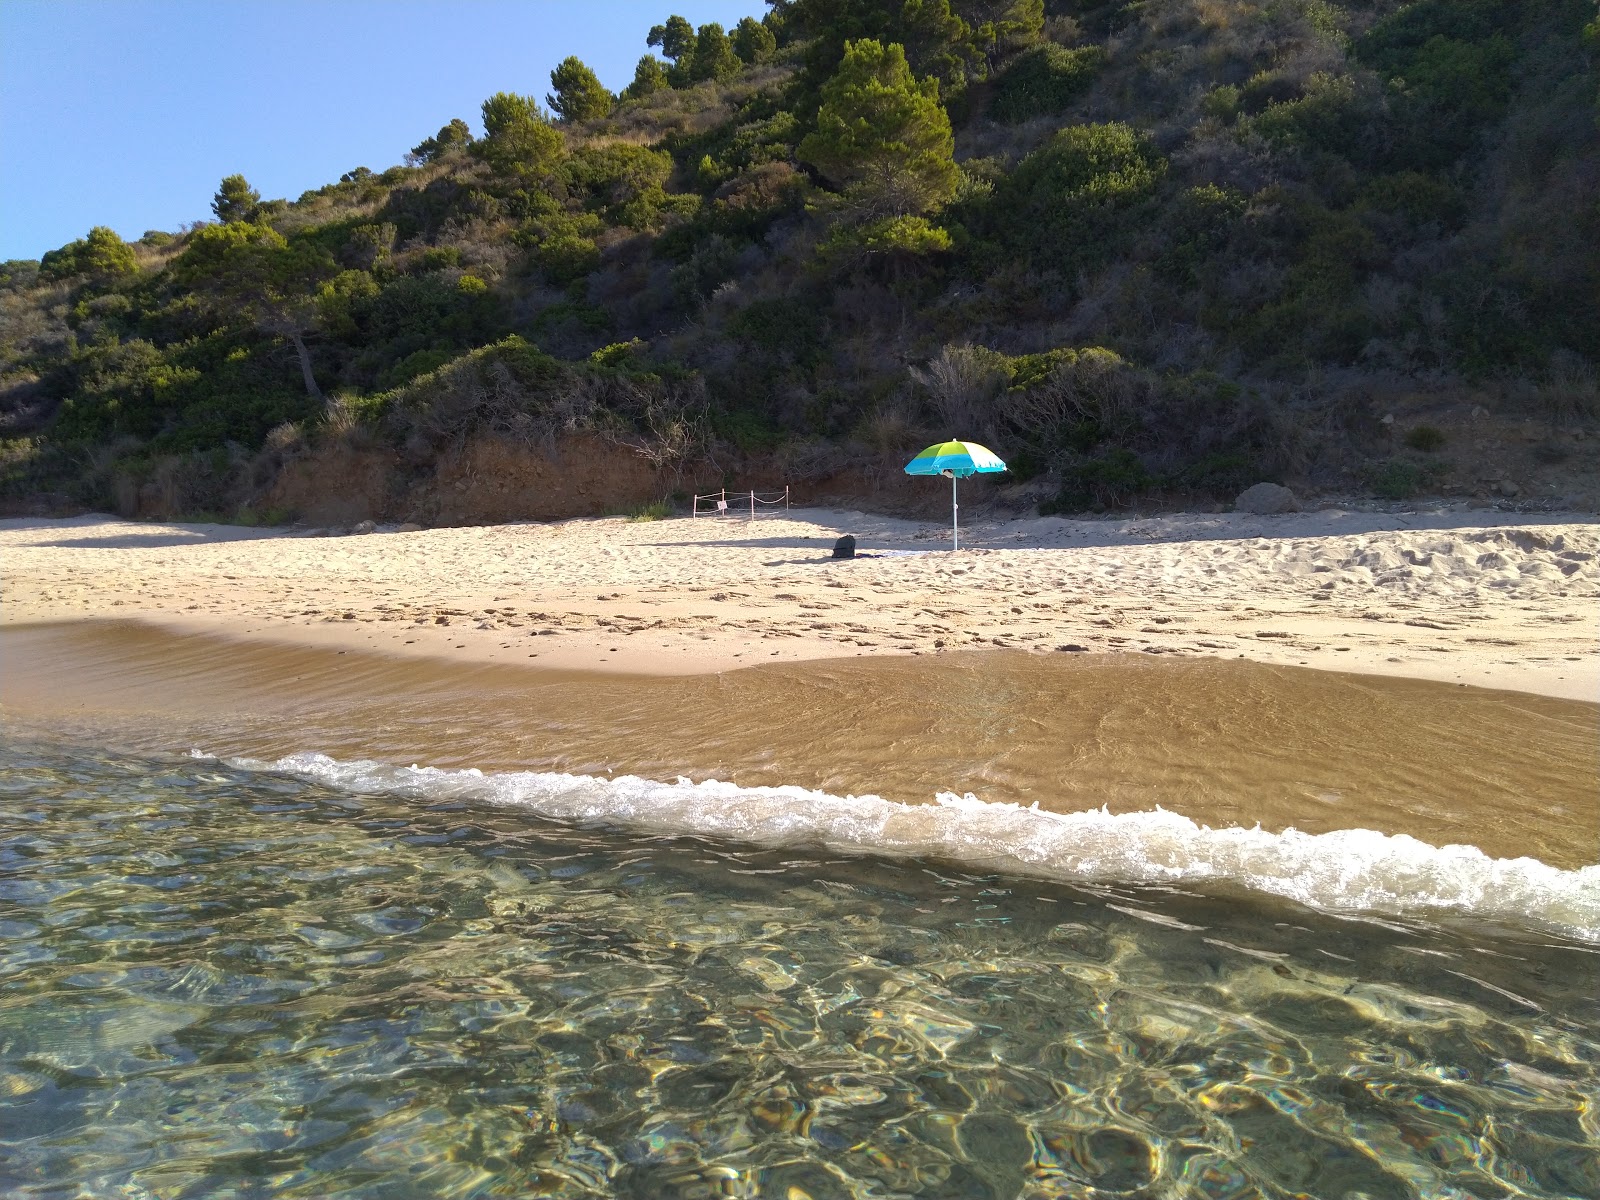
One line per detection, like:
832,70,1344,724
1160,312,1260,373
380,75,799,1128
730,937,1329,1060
232,751,1600,942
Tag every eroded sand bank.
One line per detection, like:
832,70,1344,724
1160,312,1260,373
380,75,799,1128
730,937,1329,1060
3,507,1596,699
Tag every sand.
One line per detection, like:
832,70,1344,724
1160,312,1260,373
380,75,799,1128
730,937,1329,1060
2,506,1597,701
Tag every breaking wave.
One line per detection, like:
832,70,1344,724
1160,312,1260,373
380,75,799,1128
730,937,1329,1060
224,751,1600,942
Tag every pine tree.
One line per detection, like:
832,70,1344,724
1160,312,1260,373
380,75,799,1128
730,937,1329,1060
732,16,777,64
647,15,696,61
548,56,612,121
622,55,670,100
410,118,472,163
798,39,959,217
476,93,564,176
689,23,742,82
212,174,260,224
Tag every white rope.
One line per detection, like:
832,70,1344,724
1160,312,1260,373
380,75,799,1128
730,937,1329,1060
692,487,790,518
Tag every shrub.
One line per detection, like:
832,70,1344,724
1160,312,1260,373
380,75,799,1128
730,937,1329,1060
728,297,825,366
1156,184,1246,284
712,408,787,453
413,246,462,272
821,215,953,273
1403,424,1446,451
1368,459,1422,499
989,44,1104,123
1044,448,1154,512
1356,0,1519,168
377,348,455,389
39,227,140,283
566,143,673,214
627,499,673,521
994,123,1165,268
1248,73,1379,164
1201,85,1241,123
1174,451,1258,497
1358,172,1467,231
530,235,600,286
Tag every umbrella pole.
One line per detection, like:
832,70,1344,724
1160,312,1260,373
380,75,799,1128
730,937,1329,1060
952,473,959,551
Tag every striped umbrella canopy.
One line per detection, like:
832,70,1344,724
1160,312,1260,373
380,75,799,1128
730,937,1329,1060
903,440,1008,479
904,440,1007,550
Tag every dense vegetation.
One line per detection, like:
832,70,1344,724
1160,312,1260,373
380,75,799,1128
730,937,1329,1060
3,0,1597,517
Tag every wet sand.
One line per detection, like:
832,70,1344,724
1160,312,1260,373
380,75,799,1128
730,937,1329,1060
5,621,1595,869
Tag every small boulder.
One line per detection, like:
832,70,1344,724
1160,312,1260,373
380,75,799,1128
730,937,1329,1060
395,522,423,533
351,520,377,534
831,534,856,559
1234,482,1300,515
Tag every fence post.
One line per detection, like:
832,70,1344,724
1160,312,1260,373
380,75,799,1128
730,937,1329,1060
749,490,756,521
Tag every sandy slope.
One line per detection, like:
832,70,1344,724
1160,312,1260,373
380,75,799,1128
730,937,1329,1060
2,506,1596,700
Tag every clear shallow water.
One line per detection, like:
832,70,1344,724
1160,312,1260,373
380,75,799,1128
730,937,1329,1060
2,741,1599,1199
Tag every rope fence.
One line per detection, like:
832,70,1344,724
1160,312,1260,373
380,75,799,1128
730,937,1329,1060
692,487,791,520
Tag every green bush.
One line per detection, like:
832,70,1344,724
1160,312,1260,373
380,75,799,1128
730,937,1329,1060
712,407,787,452
1156,184,1246,284
1249,73,1374,162
376,348,455,390
413,246,462,272
39,227,140,284
627,499,673,521
1356,0,1519,168
565,143,673,217
525,232,601,286
727,297,825,366
1173,451,1258,497
821,215,952,273
1367,459,1422,499
1201,85,1241,123
1403,424,1446,451
1358,172,1467,230
989,44,1104,123
994,123,1166,269
1044,448,1153,512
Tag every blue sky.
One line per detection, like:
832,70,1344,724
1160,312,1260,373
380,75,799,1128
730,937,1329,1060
0,0,766,262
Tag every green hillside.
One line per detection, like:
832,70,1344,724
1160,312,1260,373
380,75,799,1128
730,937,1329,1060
3,0,1597,519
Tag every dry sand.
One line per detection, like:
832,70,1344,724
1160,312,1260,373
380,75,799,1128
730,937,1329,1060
2,506,1597,701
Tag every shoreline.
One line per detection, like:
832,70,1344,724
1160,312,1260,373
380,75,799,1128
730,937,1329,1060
2,507,1596,700
5,619,1597,870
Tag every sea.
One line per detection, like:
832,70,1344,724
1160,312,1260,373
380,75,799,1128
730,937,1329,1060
1,623,1597,1199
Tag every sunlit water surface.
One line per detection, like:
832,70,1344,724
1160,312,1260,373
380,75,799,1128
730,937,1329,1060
2,741,1598,1199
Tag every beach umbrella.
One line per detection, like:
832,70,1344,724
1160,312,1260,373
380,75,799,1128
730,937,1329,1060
904,440,1007,550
